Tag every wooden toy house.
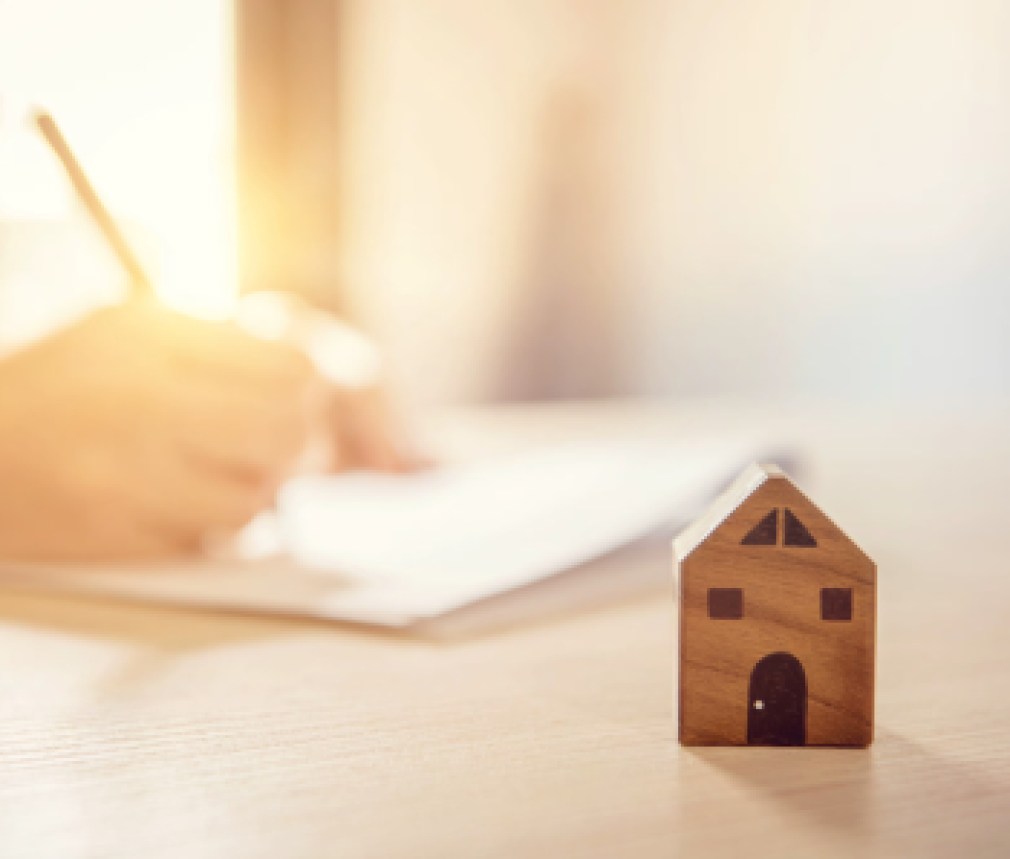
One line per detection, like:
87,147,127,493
674,464,875,746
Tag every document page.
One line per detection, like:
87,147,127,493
2,436,776,627
277,437,767,623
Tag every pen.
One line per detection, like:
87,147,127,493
32,107,381,389
32,110,154,297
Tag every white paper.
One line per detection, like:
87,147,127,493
276,436,765,623
2,435,774,627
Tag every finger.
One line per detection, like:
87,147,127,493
126,450,275,537
330,386,425,473
64,507,203,561
158,313,316,391
0,515,190,562
103,523,204,560
162,375,314,478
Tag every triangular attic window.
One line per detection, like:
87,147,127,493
741,510,777,545
784,508,817,547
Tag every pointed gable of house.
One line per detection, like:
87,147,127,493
673,463,785,562
674,462,874,575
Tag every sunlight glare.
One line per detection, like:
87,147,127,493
0,0,237,322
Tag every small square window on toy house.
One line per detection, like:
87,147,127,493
708,588,743,619
821,587,853,621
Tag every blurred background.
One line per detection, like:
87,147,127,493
1,0,1009,410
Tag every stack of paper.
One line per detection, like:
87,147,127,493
1,435,774,627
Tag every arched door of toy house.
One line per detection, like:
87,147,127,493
748,652,807,745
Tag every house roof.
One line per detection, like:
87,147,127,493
673,462,786,562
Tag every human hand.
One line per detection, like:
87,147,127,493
235,290,425,475
0,300,320,560
325,383,428,474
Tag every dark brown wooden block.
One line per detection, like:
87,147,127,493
673,464,875,747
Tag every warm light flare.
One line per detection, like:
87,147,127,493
0,0,236,324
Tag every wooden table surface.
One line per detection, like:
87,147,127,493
1,402,1008,858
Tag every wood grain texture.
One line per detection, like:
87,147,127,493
677,467,875,746
0,403,1009,859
